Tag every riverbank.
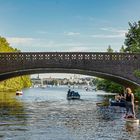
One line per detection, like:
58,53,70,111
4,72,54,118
0,76,32,92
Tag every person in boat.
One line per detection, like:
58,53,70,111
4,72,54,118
114,90,126,102
115,92,125,102
124,87,136,119
115,93,122,102
67,89,72,96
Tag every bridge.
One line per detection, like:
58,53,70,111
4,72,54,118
0,52,140,88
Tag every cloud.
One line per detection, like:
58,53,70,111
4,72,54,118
7,37,35,46
64,32,80,36
5,36,122,52
67,46,89,52
91,34,125,38
6,37,87,51
41,42,86,49
100,27,127,34
91,27,127,39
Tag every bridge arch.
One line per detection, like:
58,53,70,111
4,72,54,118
0,67,139,89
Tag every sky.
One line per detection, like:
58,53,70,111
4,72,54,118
1,0,140,52
0,0,140,78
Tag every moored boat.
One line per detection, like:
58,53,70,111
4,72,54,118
109,99,126,107
16,90,23,95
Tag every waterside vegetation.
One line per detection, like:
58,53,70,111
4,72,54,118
0,36,32,92
95,20,140,100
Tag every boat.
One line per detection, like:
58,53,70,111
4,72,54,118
16,90,23,95
67,90,80,100
109,99,126,107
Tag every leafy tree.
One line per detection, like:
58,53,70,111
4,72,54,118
124,21,140,97
96,21,140,94
134,70,140,78
0,36,14,52
0,36,31,92
107,45,113,52
124,21,140,83
135,88,140,101
119,45,125,52
95,79,123,93
124,21,140,52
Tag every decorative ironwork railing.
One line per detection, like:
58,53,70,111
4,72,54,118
0,52,139,62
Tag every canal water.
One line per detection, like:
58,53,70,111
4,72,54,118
0,86,140,140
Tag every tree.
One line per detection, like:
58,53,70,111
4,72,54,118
107,45,113,52
124,21,140,52
0,36,31,91
95,78,123,93
119,45,125,52
0,36,14,52
134,70,140,78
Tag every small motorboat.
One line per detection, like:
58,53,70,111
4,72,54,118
109,99,126,107
16,90,23,95
67,90,80,100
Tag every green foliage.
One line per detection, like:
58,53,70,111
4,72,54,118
101,20,140,94
135,88,140,101
0,36,31,92
107,45,113,52
0,92,26,119
95,78,124,93
124,21,140,52
134,69,140,78
0,76,31,92
119,45,125,52
0,36,16,52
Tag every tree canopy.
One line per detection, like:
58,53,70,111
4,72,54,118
124,21,140,52
0,36,31,92
107,45,113,52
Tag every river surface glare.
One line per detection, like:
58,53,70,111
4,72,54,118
0,86,140,140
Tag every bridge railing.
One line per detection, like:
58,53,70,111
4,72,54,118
0,52,140,62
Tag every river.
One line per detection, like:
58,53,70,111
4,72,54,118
0,86,140,140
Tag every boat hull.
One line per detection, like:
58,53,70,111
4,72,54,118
67,96,80,100
110,100,126,107
16,91,23,95
67,90,80,100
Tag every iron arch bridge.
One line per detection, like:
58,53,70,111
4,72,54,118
0,52,140,88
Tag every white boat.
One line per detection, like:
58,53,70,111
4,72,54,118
16,90,23,95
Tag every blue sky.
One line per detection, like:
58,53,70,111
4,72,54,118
0,0,140,52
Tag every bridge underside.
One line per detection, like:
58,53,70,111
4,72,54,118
0,68,139,89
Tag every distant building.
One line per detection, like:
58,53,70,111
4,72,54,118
31,74,95,86
31,77,41,85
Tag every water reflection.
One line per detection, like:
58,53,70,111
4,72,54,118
125,121,139,132
0,92,26,125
